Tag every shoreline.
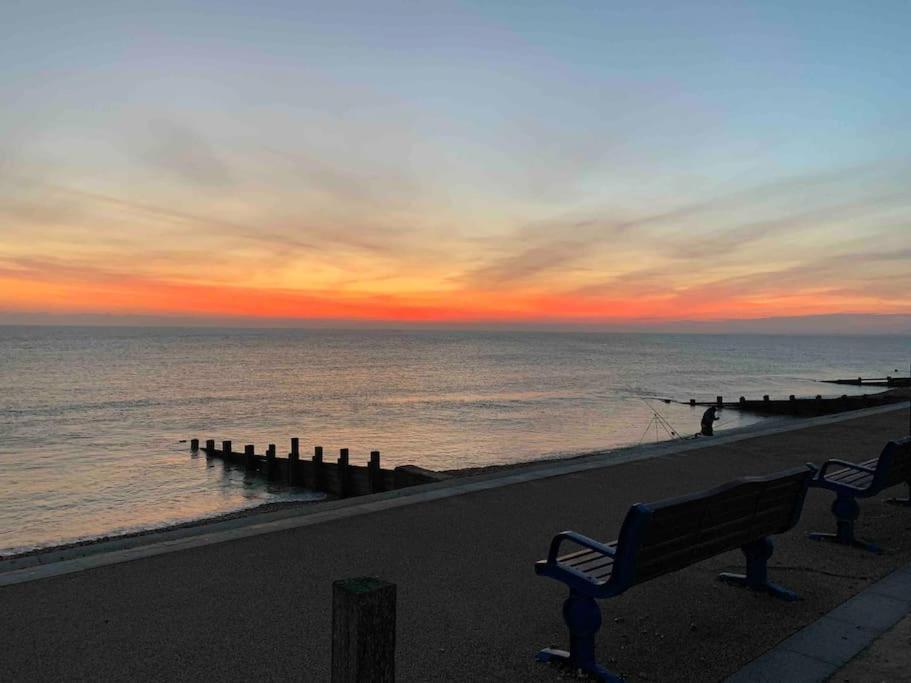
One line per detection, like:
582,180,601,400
4,391,907,565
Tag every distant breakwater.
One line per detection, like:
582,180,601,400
685,388,908,416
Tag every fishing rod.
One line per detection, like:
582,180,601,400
624,385,686,442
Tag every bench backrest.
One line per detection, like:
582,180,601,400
611,468,812,588
873,436,911,490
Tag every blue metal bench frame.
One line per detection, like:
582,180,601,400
807,436,911,553
534,468,812,682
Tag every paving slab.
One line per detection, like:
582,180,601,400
829,613,911,682
779,617,881,666
725,649,836,683
726,565,911,682
865,568,911,603
826,591,911,633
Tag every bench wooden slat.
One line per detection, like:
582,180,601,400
589,561,616,581
574,555,615,575
629,473,806,582
828,467,872,482
634,504,796,579
829,472,874,488
827,463,876,484
559,548,600,564
634,500,797,569
641,484,801,545
561,550,601,567
559,541,617,566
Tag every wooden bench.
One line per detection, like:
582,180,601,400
533,468,813,682
807,436,911,553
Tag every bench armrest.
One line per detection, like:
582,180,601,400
818,458,876,479
546,531,616,565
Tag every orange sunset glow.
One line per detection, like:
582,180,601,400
2,3,910,331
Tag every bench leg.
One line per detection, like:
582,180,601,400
886,483,911,507
536,590,623,682
808,494,882,553
718,537,799,602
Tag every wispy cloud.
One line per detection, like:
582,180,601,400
1,138,909,324
139,119,233,188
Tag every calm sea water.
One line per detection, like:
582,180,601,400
0,326,907,555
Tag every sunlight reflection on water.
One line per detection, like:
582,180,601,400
0,326,906,553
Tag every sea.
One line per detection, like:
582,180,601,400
1,326,908,556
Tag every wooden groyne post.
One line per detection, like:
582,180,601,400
265,444,276,479
369,451,383,493
288,438,300,485
338,448,350,498
331,577,396,683
312,446,324,491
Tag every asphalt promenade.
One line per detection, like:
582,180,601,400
1,406,910,681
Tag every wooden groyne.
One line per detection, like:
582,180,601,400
687,391,907,417
822,376,910,388
190,438,446,498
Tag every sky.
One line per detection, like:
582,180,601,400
2,1,910,331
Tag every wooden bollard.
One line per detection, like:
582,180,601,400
222,440,232,459
288,438,300,485
266,444,276,479
313,446,324,491
368,451,383,493
739,396,745,405
190,438,199,452
205,439,215,456
244,444,256,471
338,448,350,498
689,398,696,406
716,396,723,406
331,577,396,683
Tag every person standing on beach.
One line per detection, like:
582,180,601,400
701,406,719,436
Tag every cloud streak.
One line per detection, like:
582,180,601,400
1,135,909,326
